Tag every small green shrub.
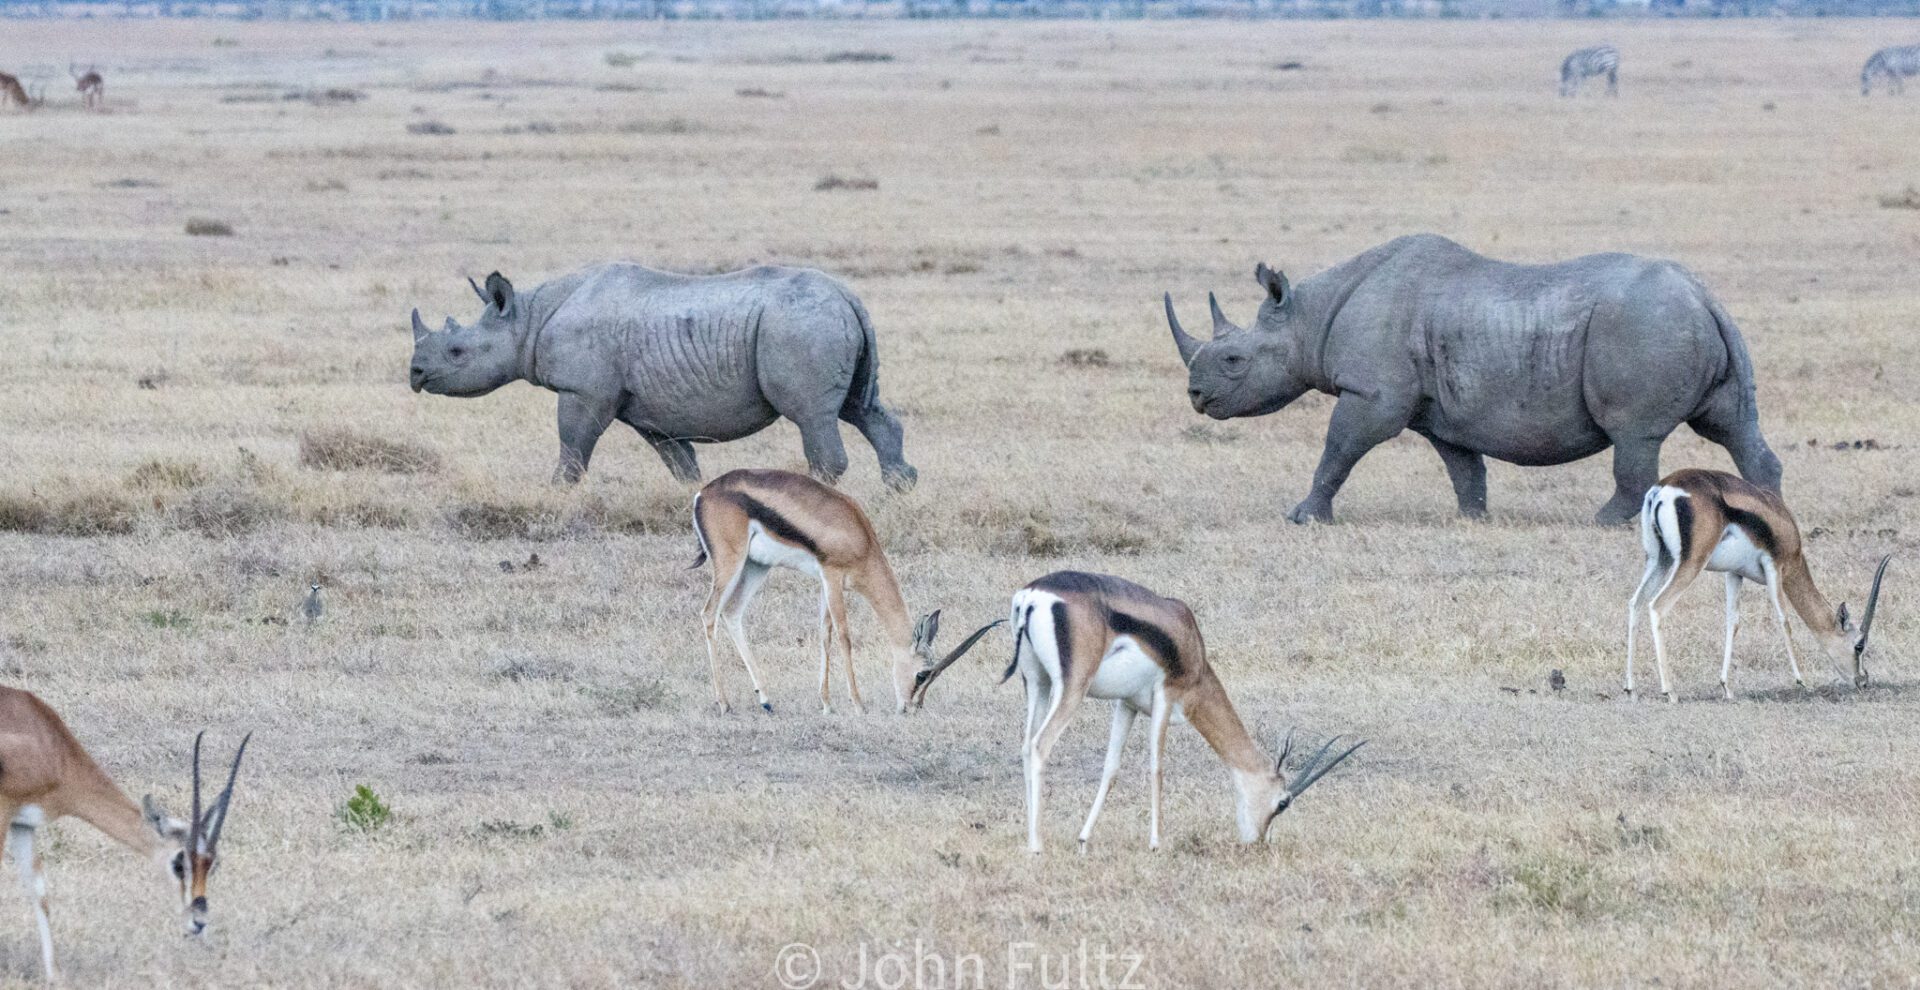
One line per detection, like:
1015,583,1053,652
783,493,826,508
337,785,392,833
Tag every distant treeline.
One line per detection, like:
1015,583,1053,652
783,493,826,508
2,0,1917,18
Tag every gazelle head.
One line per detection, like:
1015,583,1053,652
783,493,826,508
141,732,251,937
902,612,1007,712
1833,555,1893,688
1231,732,1365,844
409,273,527,398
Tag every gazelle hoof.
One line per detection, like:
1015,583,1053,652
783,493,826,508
1662,692,1676,705
760,701,774,714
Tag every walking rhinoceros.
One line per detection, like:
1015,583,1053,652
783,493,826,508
408,264,917,491
1163,234,1782,525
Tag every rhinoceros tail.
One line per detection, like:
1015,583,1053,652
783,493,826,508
1704,294,1759,417
839,290,882,417
688,492,712,570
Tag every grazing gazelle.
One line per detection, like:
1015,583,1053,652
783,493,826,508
987,571,1362,854
1628,469,1893,702
0,687,250,981
690,468,999,715
69,63,102,109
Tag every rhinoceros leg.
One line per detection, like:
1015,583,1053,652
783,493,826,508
1419,432,1489,520
789,415,850,486
630,424,702,484
1686,395,1783,494
555,392,618,484
1290,394,1413,524
1596,435,1663,526
842,401,917,492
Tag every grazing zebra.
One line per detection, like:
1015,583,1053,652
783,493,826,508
1560,45,1620,98
1862,44,1920,96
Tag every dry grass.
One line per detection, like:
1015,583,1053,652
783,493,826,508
0,16,1915,989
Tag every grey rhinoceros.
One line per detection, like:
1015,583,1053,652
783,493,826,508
408,264,917,491
1164,234,1782,525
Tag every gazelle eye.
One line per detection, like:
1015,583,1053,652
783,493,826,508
171,853,186,879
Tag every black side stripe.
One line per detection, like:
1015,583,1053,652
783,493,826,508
1723,505,1779,557
1109,609,1183,678
1050,601,1072,682
1673,494,1694,565
731,492,820,556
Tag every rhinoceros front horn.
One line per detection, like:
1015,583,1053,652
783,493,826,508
1164,293,1203,367
410,308,430,343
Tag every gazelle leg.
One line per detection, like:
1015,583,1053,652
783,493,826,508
1721,573,1742,700
825,576,862,713
1761,558,1805,689
8,825,53,982
815,579,835,715
1147,687,1171,850
1647,557,1705,705
1024,683,1084,855
720,561,775,712
702,577,731,713
1077,700,1136,852
1626,560,1661,699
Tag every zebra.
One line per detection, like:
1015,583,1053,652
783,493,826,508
1560,45,1620,98
1862,44,1920,96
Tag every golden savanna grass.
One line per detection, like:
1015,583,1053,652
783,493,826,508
0,16,1916,988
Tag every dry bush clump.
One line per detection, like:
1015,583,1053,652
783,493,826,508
616,117,703,135
1878,186,1920,210
736,87,785,98
0,489,139,536
299,427,443,475
1058,347,1111,368
305,177,349,192
407,120,455,136
185,218,235,236
822,51,894,64
126,458,211,490
169,485,281,537
604,50,640,68
815,174,879,192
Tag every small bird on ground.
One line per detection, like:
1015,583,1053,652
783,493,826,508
302,583,324,625
1549,668,1566,694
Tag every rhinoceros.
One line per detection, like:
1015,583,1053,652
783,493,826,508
1163,234,1782,525
408,264,917,491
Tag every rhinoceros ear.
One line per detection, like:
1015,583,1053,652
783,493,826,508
1255,263,1290,308
483,272,516,318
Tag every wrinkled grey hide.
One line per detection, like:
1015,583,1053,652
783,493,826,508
1164,234,1781,525
408,264,916,491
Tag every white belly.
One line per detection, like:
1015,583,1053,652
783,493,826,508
746,524,822,577
1087,636,1166,707
1706,524,1768,582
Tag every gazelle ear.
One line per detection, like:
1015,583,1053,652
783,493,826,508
913,610,942,651
1838,602,1852,630
142,795,188,841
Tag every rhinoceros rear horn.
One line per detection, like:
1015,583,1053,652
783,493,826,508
1207,292,1240,336
1164,293,1202,367
410,308,430,342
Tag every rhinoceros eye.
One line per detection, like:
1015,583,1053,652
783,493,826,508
448,347,466,360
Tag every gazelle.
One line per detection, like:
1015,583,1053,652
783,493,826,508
69,64,102,110
982,571,1363,854
690,468,999,715
1628,468,1893,702
0,687,249,981
0,73,31,112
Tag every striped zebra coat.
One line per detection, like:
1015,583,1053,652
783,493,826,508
1863,44,1920,96
1560,45,1619,97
